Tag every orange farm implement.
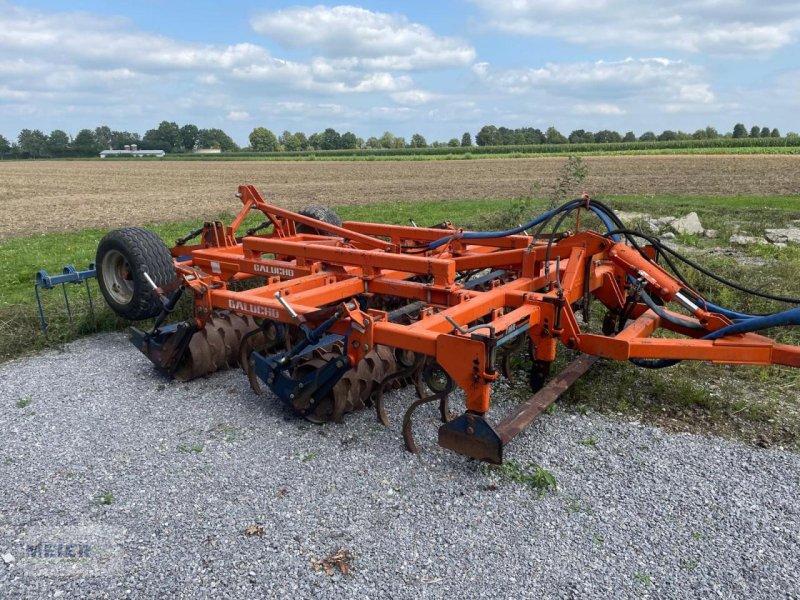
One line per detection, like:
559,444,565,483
95,185,800,463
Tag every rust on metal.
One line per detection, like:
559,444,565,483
496,354,600,445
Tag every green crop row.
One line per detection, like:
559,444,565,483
152,136,800,161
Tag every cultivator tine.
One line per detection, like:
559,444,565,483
33,264,97,333
401,387,453,455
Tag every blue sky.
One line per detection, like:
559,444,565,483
1,1,798,145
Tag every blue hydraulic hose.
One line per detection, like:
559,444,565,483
702,302,763,321
703,305,800,340
426,200,622,250
588,206,620,242
426,201,581,250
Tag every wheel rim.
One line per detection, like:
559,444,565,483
101,249,134,305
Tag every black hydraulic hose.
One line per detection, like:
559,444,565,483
641,291,704,330
605,228,800,305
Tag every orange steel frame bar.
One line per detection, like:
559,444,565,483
173,185,800,418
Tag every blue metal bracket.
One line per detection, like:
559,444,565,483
252,332,351,416
34,264,97,333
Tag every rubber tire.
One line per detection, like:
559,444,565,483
96,227,177,321
296,206,342,235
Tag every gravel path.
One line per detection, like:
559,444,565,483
1,334,798,599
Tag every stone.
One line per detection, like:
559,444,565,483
704,229,718,239
729,234,767,246
661,232,676,240
2,553,14,565
645,216,676,234
670,212,704,236
764,228,800,245
615,211,649,223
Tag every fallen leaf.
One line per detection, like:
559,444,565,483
312,548,352,576
244,525,265,537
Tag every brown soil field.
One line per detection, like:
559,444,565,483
1,155,799,239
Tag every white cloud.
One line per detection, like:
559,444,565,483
471,0,800,54
574,103,626,115
472,58,717,112
252,5,475,70
226,110,250,121
391,90,439,105
0,3,426,103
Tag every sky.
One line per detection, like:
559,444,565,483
1,0,798,145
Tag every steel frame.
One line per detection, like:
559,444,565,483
151,185,800,461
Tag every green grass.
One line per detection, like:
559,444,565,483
486,460,558,495
95,491,114,505
176,442,204,454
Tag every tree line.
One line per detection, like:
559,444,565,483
0,121,793,158
474,123,784,146
248,128,472,152
0,122,240,159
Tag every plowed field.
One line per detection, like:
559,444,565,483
1,155,798,238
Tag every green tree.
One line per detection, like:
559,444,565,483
749,126,760,138
110,130,140,149
568,130,593,144
545,127,568,144
308,132,322,150
461,132,472,147
94,125,112,150
340,131,358,149
249,127,279,152
447,138,460,147
657,130,677,141
180,124,200,152
692,128,707,140
294,132,309,150
319,128,342,150
771,128,780,138
18,129,50,157
0,134,10,158
393,136,407,148
410,133,427,148
638,131,656,142
143,121,181,152
622,131,637,142
595,130,622,143
732,123,747,138
475,125,499,146
705,126,719,139
365,136,381,149
279,130,300,151
199,128,239,151
47,130,70,156
378,131,395,149
760,126,771,138
72,129,98,156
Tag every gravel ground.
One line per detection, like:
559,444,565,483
1,333,798,599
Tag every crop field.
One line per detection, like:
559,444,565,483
1,154,800,238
